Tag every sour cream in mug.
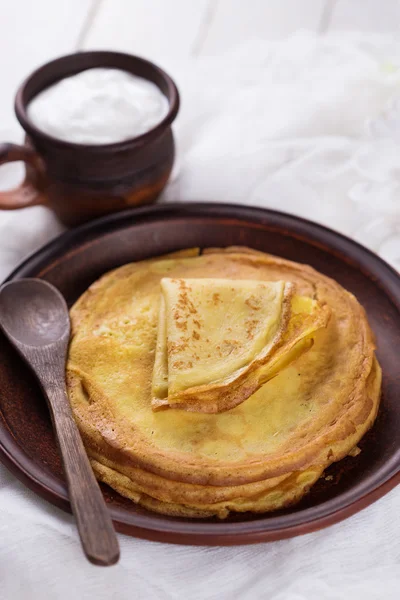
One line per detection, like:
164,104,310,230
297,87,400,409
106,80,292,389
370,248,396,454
27,68,169,145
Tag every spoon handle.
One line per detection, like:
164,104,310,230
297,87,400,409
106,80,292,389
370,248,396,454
43,380,120,566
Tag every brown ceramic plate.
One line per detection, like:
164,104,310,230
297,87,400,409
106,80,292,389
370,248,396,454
0,203,399,545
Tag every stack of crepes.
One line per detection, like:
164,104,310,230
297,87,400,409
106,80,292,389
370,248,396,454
66,247,381,518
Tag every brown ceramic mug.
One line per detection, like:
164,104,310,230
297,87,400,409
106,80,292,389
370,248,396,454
0,51,179,226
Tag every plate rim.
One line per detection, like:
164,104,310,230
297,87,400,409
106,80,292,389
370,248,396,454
1,202,399,545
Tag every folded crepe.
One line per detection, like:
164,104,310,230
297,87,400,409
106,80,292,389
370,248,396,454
152,278,330,412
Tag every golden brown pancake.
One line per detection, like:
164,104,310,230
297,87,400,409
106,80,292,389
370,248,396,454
66,247,381,517
152,278,290,407
152,278,330,412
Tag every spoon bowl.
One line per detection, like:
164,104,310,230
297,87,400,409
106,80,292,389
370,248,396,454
0,279,70,346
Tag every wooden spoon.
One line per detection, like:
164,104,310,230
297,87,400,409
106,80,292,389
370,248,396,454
0,278,120,566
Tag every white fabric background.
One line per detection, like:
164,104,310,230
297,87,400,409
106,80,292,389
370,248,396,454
0,33,399,599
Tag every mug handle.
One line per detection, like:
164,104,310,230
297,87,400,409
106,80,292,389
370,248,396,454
0,142,46,209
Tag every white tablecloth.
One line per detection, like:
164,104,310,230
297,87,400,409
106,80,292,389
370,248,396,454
0,33,399,599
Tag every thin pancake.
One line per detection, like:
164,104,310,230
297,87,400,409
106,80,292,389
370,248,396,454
67,248,379,499
88,354,380,517
159,278,289,393
152,282,330,412
73,357,379,516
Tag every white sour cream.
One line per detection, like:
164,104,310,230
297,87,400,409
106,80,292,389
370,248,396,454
27,68,170,145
